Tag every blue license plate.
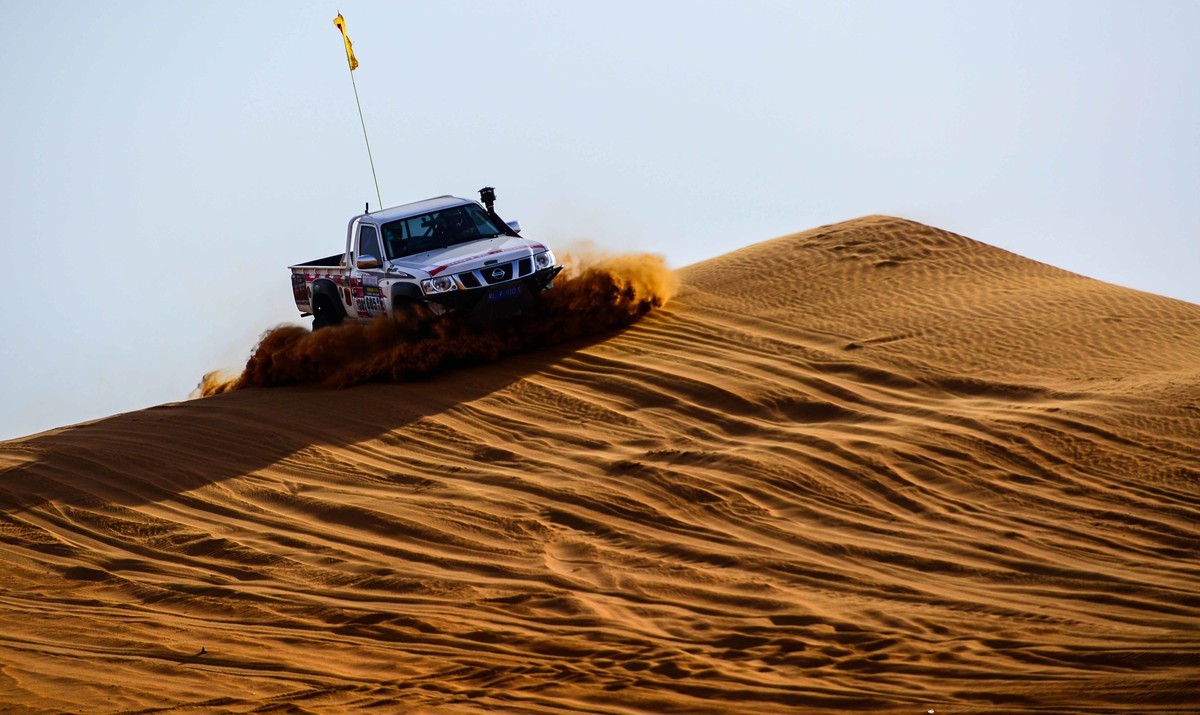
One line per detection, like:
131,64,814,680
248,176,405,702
488,284,522,301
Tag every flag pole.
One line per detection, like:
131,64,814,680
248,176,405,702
334,13,383,212
348,67,383,212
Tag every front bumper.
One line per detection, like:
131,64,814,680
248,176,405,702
424,265,563,321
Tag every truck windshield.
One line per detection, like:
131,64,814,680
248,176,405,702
379,204,509,259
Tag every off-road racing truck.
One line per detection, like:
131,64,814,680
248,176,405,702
290,188,562,329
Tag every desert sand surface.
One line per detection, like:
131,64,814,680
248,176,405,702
2,216,1198,713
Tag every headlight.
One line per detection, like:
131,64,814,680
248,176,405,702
420,276,458,294
533,250,555,270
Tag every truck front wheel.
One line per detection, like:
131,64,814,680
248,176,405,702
312,295,343,331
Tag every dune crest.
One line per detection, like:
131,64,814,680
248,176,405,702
2,217,1198,713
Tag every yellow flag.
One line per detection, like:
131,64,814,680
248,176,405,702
333,14,359,71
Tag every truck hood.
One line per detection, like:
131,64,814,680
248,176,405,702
388,236,547,277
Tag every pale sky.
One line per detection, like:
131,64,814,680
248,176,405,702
1,1,1197,440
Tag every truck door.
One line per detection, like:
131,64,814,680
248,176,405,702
353,224,387,318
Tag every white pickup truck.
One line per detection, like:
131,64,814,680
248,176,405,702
290,188,562,328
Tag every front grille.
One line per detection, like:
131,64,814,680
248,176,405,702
482,262,514,284
457,271,480,288
517,257,532,276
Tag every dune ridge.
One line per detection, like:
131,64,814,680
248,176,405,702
1,216,1198,713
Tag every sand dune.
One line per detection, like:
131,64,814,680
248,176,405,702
2,216,1198,713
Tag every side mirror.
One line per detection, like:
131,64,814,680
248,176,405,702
506,220,522,234
357,255,380,269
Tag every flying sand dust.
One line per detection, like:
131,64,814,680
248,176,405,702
196,251,677,396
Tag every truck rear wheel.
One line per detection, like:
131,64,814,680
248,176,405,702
312,295,344,330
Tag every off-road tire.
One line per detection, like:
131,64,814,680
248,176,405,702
312,295,344,331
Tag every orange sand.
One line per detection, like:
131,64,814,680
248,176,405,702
2,216,1197,713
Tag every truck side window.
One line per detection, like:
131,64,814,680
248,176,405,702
359,225,383,263
381,221,407,259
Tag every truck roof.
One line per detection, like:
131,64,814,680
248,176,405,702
362,195,474,224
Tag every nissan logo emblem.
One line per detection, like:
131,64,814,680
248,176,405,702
490,268,505,279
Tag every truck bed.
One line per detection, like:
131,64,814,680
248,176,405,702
291,254,345,269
